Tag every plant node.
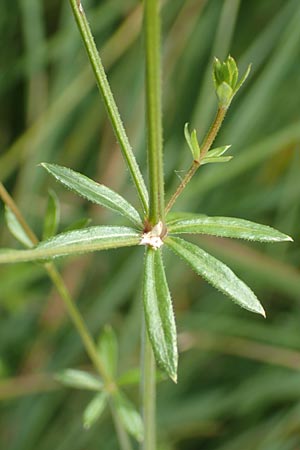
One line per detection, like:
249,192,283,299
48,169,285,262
140,221,165,250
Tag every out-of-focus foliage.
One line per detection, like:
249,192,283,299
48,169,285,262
0,0,300,449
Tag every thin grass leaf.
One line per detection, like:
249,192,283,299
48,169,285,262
83,392,107,429
113,391,144,442
41,163,143,228
143,248,178,381
4,207,33,248
0,226,141,264
97,325,118,378
55,369,103,391
166,236,266,316
43,190,60,240
167,215,293,242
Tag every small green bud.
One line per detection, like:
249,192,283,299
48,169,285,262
216,82,233,107
213,55,251,107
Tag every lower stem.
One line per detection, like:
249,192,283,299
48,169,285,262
45,263,110,385
141,321,156,450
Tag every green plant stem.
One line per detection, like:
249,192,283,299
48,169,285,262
68,0,149,215
0,182,131,449
166,106,227,213
144,0,164,225
140,0,162,447
44,264,110,383
141,324,156,450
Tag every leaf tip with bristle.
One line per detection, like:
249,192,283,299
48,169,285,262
170,372,177,384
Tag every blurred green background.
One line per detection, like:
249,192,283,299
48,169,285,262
1,0,300,449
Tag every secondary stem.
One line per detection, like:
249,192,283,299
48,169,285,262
0,182,131,448
145,0,164,225
166,106,227,213
68,0,149,215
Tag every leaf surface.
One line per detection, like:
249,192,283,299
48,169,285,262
55,369,103,391
0,226,140,264
83,392,107,429
166,237,265,316
143,248,177,381
97,325,118,378
41,163,143,228
167,215,292,242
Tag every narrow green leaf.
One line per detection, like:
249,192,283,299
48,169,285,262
43,190,60,240
41,163,143,228
201,156,233,165
184,123,200,160
167,215,293,242
234,63,252,94
113,391,144,442
166,211,207,223
190,129,201,160
83,392,107,430
206,145,231,158
143,248,178,381
55,369,103,391
166,237,266,316
0,226,141,264
4,207,33,248
97,325,118,379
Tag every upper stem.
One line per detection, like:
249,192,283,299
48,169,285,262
69,0,149,215
199,106,227,160
144,0,165,225
166,105,227,213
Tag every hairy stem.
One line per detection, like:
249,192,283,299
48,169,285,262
144,0,164,225
68,0,149,215
166,106,227,213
